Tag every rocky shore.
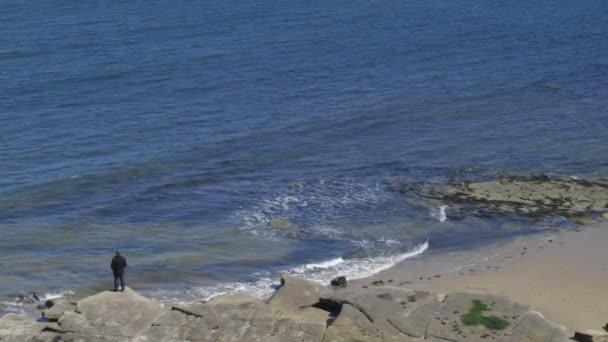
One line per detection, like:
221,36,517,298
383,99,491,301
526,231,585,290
0,275,589,342
4,174,608,341
398,174,608,222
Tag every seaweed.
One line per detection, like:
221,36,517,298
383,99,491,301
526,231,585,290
460,300,509,330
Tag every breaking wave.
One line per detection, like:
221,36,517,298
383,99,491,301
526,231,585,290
148,240,429,305
431,205,447,222
304,257,345,270
1,290,74,317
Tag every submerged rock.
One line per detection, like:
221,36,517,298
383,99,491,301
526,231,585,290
403,175,608,221
15,292,41,304
270,218,292,230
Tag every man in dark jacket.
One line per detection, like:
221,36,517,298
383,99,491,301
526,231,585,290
110,251,127,292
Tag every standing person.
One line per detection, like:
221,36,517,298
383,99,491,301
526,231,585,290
110,251,127,292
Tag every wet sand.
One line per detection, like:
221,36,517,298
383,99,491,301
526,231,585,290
356,223,608,333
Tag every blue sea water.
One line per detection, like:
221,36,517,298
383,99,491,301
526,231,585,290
1,0,607,312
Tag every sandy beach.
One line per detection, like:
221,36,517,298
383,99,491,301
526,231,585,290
356,222,608,334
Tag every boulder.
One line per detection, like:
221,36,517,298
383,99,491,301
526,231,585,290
574,330,608,342
326,286,433,322
151,310,188,327
272,311,328,342
330,276,347,288
15,292,41,304
270,218,292,230
57,287,166,338
323,304,383,342
268,276,333,341
42,298,77,321
133,309,191,342
168,293,276,342
270,275,332,310
56,332,131,341
132,325,187,342
0,313,59,342
24,331,64,342
318,286,439,341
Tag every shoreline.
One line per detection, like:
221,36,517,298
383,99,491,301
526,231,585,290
2,222,608,340
3,218,608,336
3,224,604,325
356,222,608,334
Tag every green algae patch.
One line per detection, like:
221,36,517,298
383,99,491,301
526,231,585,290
461,300,509,330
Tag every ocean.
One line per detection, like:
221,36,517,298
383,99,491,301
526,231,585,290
1,0,607,314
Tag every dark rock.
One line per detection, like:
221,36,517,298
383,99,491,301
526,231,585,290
42,299,76,322
330,276,347,288
16,292,42,304
574,330,608,342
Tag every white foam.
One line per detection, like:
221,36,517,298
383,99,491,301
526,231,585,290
149,240,430,305
233,179,391,240
148,277,278,306
431,205,447,222
282,239,429,283
0,290,72,318
149,241,430,305
304,257,345,270
43,290,74,300
0,301,28,316
378,237,401,246
285,240,429,283
153,178,426,305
